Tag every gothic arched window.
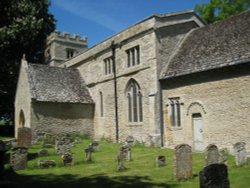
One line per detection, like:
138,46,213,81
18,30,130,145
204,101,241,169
126,79,143,122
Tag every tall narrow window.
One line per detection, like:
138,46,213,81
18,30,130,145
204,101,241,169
126,79,143,122
100,92,104,117
169,98,181,127
104,56,113,75
126,46,140,67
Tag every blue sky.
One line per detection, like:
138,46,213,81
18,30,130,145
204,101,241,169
50,0,210,47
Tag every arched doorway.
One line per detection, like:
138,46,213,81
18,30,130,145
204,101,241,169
19,110,25,128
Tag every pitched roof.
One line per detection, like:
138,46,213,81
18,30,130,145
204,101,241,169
161,10,250,79
27,64,93,104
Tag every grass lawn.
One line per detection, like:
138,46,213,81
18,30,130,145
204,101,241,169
2,139,250,188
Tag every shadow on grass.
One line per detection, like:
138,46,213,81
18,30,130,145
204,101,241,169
2,168,178,188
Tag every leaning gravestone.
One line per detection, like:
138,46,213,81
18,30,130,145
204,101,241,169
199,163,230,188
233,142,248,166
174,144,192,180
205,144,220,166
17,127,32,148
10,147,28,171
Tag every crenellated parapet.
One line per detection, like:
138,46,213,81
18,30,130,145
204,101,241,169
47,31,88,45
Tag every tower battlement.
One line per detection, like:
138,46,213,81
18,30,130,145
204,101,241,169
45,31,88,66
47,31,88,45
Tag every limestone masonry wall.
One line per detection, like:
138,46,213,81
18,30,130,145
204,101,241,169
162,64,250,154
31,102,94,139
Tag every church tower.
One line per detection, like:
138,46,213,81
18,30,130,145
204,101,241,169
45,31,88,66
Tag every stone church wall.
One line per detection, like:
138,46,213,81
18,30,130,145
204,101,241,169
30,102,94,139
162,63,250,154
76,31,159,144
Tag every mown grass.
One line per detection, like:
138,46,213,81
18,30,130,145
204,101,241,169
2,138,250,188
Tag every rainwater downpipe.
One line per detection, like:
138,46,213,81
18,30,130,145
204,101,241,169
159,79,164,147
111,41,119,143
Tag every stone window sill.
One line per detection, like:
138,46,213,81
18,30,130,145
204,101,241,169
127,122,143,127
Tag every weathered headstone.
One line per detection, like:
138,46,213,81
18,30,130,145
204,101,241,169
233,142,248,166
38,149,49,157
156,155,166,167
0,140,7,178
199,163,230,188
17,127,32,148
62,152,73,166
117,145,128,171
174,144,192,180
85,144,94,162
10,147,28,171
38,160,56,168
205,144,220,166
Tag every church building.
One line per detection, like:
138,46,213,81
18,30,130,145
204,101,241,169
15,10,250,154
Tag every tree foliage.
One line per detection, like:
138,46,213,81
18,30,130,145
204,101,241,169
0,0,55,124
195,0,250,23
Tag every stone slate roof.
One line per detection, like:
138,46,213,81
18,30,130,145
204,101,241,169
27,64,93,104
161,10,250,79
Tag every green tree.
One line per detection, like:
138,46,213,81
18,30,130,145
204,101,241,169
195,0,250,23
0,0,55,126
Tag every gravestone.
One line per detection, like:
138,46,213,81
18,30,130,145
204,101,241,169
199,164,230,188
0,140,7,178
62,152,73,166
10,147,28,171
38,160,56,168
38,149,49,157
85,144,94,162
55,135,73,154
174,144,192,180
233,142,248,166
17,127,32,148
156,155,166,167
205,144,220,166
117,145,128,171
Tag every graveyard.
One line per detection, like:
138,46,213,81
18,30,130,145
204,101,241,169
0,135,249,188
